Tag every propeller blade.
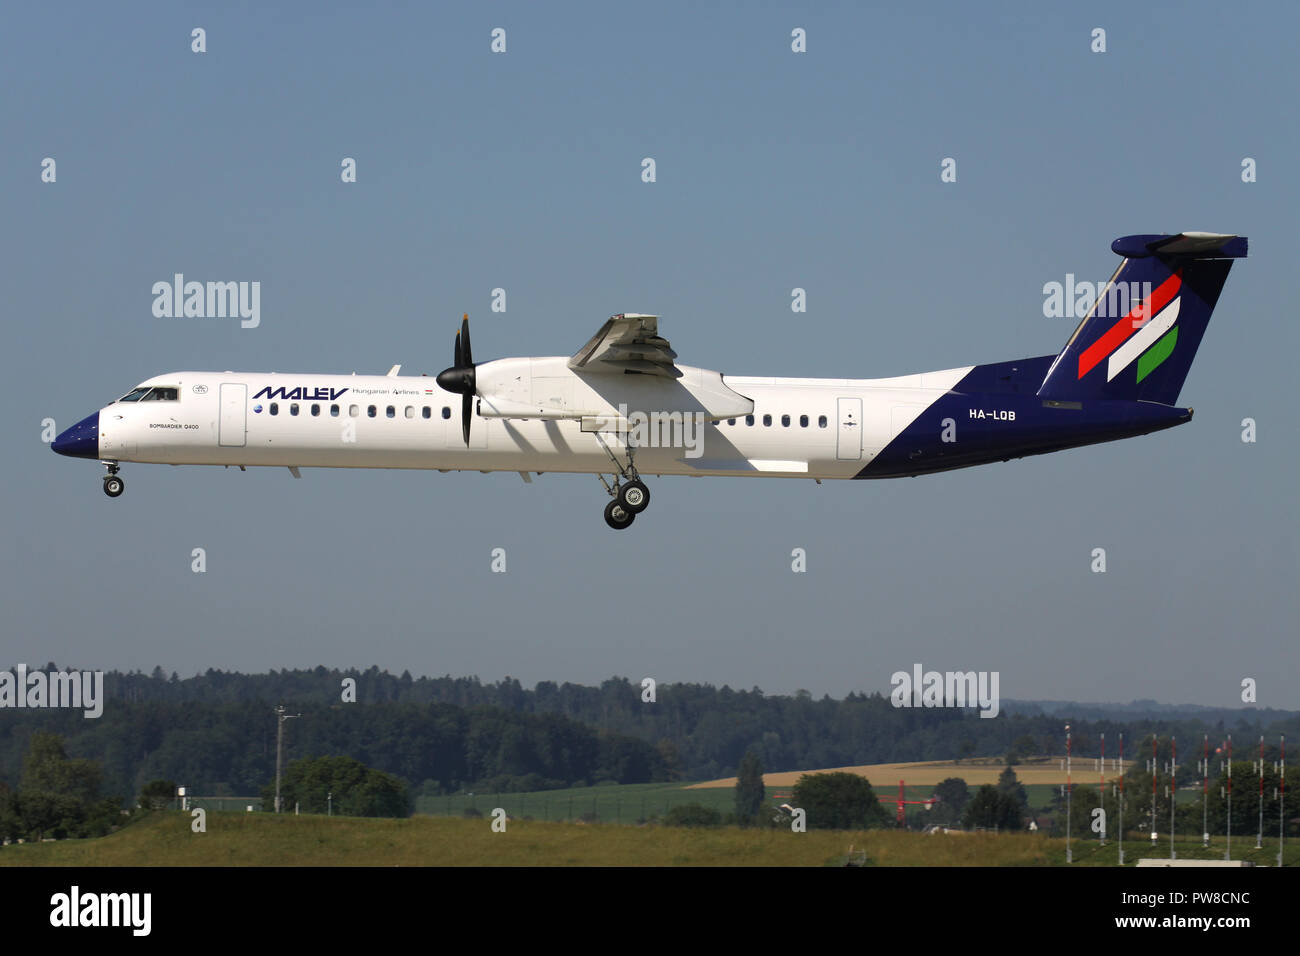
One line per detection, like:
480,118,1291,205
437,314,477,444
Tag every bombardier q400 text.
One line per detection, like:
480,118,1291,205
53,232,1247,529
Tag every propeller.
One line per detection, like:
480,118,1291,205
435,314,477,445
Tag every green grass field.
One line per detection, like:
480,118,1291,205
3,811,1293,867
414,781,747,823
411,779,1218,824
0,811,1047,866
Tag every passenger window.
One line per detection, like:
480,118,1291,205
350,405,359,417
818,415,828,428
290,403,299,416
270,403,279,416
405,406,415,419
422,407,431,419
763,414,772,426
311,404,320,416
442,407,451,420
367,406,377,418
330,405,340,417
386,406,395,418
727,419,735,426
781,414,790,427
800,415,809,427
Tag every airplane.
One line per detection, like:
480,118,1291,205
52,232,1247,530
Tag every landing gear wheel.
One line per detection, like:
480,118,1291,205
618,479,650,514
103,475,124,498
603,499,635,530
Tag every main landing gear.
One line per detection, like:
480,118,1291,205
596,441,651,531
603,499,635,530
102,462,124,498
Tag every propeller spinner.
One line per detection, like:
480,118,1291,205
435,314,477,445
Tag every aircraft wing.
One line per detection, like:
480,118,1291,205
568,313,681,379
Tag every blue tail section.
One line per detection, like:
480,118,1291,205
1037,233,1246,406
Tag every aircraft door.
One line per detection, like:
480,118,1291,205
219,383,247,447
836,397,862,460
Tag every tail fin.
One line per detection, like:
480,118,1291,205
1037,232,1247,405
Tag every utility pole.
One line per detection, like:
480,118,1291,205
1117,732,1125,866
1256,735,1264,850
1065,724,1072,864
1278,735,1286,869
1169,735,1176,859
1099,732,1106,846
274,703,302,814
1201,734,1209,848
1149,736,1158,845
1225,734,1232,861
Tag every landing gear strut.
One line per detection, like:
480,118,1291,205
595,438,651,530
102,462,124,498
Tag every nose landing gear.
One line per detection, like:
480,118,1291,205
102,462,124,498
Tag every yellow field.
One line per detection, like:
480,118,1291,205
687,757,1132,789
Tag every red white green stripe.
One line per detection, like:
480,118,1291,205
1077,270,1183,380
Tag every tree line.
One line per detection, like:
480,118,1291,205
2,666,1295,808
0,697,669,805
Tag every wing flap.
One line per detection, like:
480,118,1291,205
569,314,679,377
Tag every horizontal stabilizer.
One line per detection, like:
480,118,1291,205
1111,232,1247,260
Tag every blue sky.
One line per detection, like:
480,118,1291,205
3,1,1296,706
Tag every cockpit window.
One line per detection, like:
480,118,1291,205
117,386,179,403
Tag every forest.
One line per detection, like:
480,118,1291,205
0,665,1294,807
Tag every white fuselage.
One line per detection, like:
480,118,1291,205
98,363,972,481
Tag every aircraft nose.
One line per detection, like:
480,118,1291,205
52,412,100,459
